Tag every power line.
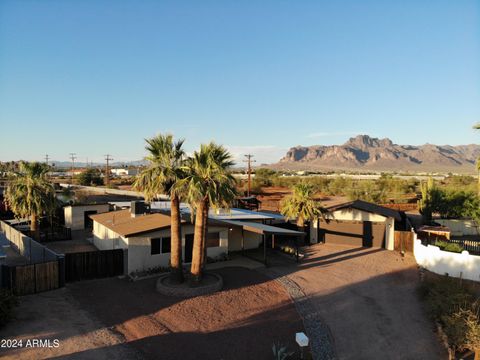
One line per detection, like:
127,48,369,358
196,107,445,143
104,154,113,186
243,154,256,197
69,153,76,184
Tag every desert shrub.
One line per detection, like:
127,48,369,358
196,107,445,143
76,168,103,186
0,289,17,327
442,304,480,354
272,342,294,360
420,277,480,355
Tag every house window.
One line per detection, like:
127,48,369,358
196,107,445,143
151,237,171,255
206,232,220,248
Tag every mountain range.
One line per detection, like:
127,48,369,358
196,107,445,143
273,135,480,173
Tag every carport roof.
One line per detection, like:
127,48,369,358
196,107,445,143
218,220,305,237
327,200,402,221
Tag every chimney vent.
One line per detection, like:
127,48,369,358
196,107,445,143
131,201,150,217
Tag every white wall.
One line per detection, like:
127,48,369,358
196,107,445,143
92,221,128,251
414,238,480,282
310,209,395,250
65,204,111,230
435,219,479,237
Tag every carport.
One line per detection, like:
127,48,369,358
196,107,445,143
218,220,305,265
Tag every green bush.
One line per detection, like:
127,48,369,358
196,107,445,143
434,240,464,253
0,289,17,327
76,168,103,186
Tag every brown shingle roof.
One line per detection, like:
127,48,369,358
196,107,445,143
90,209,185,237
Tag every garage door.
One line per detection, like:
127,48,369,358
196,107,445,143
318,220,386,248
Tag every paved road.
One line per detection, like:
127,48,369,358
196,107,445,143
266,244,447,360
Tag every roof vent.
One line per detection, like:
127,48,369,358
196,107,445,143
131,201,150,217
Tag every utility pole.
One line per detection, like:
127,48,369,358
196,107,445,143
104,154,113,186
243,154,256,197
45,154,49,165
69,153,76,184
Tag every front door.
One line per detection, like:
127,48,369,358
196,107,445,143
184,234,194,263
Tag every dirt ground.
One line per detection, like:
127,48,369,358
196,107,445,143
0,267,303,360
266,243,447,359
257,186,347,212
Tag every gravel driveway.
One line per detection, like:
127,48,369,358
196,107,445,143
264,243,447,360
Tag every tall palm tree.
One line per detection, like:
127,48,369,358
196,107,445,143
178,142,237,283
280,183,327,241
5,162,56,239
133,134,186,284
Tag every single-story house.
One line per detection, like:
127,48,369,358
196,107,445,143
110,168,139,177
310,200,401,250
90,202,304,274
64,203,111,230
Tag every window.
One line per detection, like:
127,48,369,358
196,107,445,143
151,238,160,255
161,237,171,253
206,232,220,248
151,237,171,255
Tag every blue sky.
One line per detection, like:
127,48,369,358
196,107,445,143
0,0,479,164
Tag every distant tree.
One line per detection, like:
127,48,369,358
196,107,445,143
5,162,56,239
76,168,103,186
280,183,327,240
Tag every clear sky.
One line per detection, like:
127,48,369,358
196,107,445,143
0,0,479,164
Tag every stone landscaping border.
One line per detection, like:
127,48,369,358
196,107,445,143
156,272,223,297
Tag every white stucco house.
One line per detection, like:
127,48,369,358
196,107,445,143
310,200,401,250
90,203,302,274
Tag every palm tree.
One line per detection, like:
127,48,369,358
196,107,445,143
133,134,186,284
178,142,237,283
280,183,327,242
5,162,56,239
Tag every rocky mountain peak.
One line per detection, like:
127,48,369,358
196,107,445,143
276,135,480,173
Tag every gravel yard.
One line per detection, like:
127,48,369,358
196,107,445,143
0,267,303,360
264,243,447,360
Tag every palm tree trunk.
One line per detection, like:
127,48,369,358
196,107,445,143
30,213,39,240
190,200,207,284
169,195,184,284
201,203,209,269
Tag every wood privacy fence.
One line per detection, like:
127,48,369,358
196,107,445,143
1,220,65,295
2,260,64,296
394,231,415,253
65,249,124,282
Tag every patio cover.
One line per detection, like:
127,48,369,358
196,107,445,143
218,219,305,237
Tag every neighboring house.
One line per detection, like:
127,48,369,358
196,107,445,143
110,168,139,177
310,200,401,250
64,204,111,230
90,202,303,273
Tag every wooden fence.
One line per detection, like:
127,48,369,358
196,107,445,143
2,260,63,296
65,249,124,282
394,231,415,253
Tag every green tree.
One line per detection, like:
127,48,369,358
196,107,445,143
178,143,237,283
5,162,56,239
133,134,186,284
280,183,327,238
76,168,103,186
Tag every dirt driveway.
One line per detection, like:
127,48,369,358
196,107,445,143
266,243,447,360
0,267,302,360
